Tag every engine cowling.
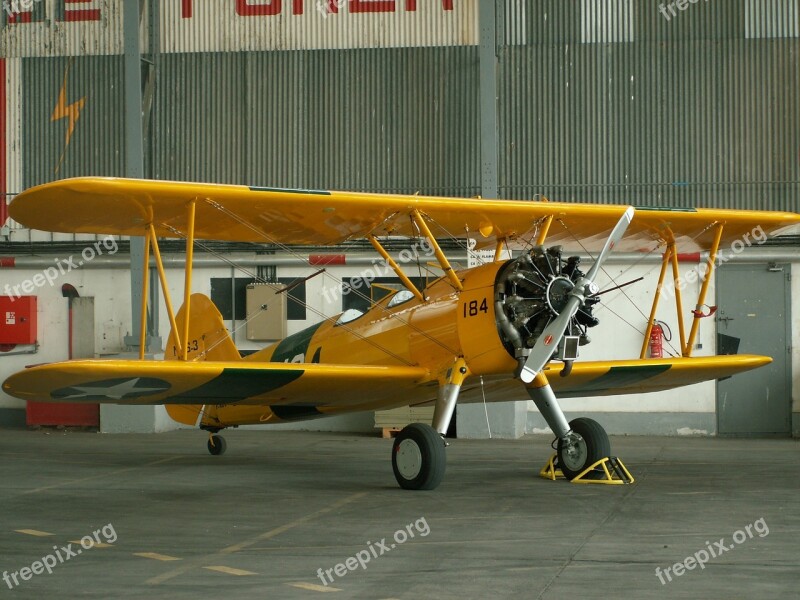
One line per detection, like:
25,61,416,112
494,246,600,361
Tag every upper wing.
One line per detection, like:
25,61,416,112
9,177,800,251
2,359,432,407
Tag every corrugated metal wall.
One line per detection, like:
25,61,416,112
499,0,799,209
23,56,125,187
154,47,479,195
1,0,798,231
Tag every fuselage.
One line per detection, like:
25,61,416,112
247,261,518,379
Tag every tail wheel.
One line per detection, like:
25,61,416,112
392,423,446,490
557,417,610,480
207,434,227,456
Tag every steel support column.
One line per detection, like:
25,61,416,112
124,0,145,351
479,0,498,200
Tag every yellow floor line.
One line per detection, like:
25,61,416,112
134,552,182,562
287,582,342,593
13,456,182,497
68,541,114,548
146,491,367,585
15,529,54,537
203,565,257,576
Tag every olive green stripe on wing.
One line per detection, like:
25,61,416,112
551,355,771,397
3,359,430,406
583,364,672,391
249,185,331,195
166,368,305,404
555,364,673,397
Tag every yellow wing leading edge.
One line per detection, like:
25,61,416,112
9,177,800,251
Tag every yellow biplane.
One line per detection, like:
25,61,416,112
3,178,799,490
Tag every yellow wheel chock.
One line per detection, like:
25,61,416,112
539,453,634,484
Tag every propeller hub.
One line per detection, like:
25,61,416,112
545,276,575,315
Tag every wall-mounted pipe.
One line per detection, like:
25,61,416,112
0,247,798,270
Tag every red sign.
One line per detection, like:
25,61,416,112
182,0,454,19
4,0,101,24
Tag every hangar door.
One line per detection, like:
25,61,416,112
716,264,791,435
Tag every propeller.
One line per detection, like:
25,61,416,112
518,206,635,384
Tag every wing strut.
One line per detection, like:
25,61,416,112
640,223,724,359
367,235,426,302
137,201,196,360
684,223,723,356
640,245,672,360
670,247,688,353
181,200,197,360
493,239,507,262
410,210,463,292
536,214,554,245
138,226,152,360
149,223,181,356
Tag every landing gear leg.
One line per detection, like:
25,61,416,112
391,359,468,490
526,372,610,480
207,433,227,456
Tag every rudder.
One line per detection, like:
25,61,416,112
165,294,238,426
166,293,240,362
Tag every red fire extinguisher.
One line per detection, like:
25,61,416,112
649,321,671,358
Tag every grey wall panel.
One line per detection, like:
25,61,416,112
4,1,798,221
154,47,480,197
499,5,799,210
152,53,246,185
22,56,124,188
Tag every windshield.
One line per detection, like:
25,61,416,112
334,308,365,326
386,290,415,308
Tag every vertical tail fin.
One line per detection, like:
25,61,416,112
165,294,238,426
166,293,240,362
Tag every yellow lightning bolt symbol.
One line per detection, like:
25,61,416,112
51,61,86,174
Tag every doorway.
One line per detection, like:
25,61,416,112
716,264,791,435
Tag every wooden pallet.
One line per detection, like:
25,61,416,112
381,427,402,439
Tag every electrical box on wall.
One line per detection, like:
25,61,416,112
0,296,37,345
246,284,288,341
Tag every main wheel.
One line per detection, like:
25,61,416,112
207,434,227,456
392,423,446,490
556,417,610,480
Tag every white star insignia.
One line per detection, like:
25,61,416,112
59,378,167,400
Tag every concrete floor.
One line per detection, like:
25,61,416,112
0,428,798,599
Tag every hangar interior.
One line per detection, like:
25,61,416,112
1,2,799,598
1,0,798,437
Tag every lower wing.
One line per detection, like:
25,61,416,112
456,354,771,403
2,360,433,407
3,354,768,421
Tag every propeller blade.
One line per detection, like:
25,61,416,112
519,297,581,382
518,206,635,384
584,206,635,282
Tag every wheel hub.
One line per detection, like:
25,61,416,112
395,438,423,479
560,432,588,472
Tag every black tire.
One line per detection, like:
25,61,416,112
557,417,610,480
207,434,227,456
392,423,446,490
